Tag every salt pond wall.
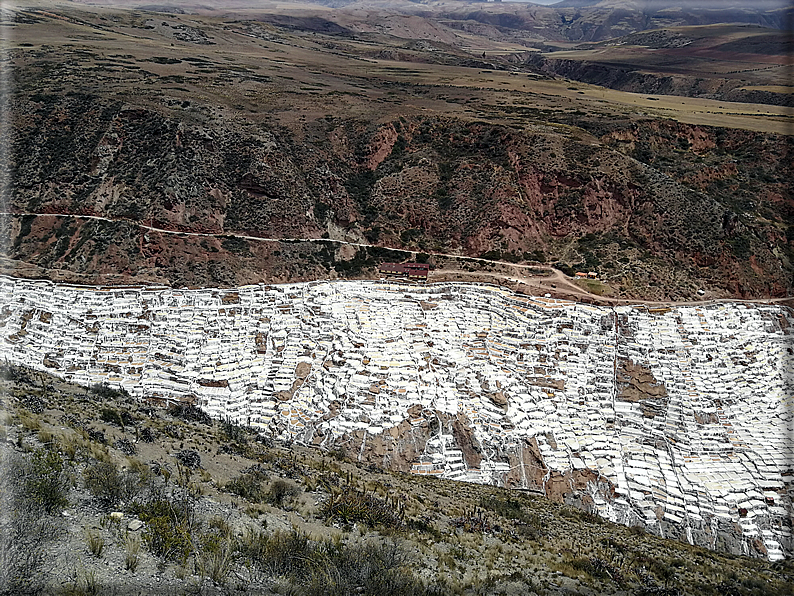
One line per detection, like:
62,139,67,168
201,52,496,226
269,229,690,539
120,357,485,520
1,276,792,559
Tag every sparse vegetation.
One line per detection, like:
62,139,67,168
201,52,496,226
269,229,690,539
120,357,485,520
84,530,104,558
226,469,269,503
83,461,141,510
267,479,302,508
132,492,197,563
322,487,404,529
170,403,212,426
0,448,64,595
124,535,141,573
239,529,441,596
174,449,201,469
62,565,100,596
1,367,793,595
196,517,236,585
21,448,71,514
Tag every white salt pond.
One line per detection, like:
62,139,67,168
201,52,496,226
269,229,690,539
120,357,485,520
1,276,791,560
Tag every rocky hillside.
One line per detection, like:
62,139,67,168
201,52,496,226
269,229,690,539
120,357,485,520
2,1,791,301
3,364,793,596
520,54,794,107
515,25,793,107
6,89,792,299
2,0,794,299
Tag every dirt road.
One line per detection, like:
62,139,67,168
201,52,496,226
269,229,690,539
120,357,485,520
3,211,791,308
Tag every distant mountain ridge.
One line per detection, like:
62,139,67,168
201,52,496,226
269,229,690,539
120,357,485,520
550,0,789,8
70,0,793,39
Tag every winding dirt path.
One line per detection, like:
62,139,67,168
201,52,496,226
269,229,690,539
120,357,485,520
3,211,791,308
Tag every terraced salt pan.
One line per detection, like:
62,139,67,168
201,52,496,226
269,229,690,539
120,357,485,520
1,276,791,559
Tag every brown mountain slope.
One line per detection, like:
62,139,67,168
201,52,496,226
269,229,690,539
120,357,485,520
7,93,791,299
520,24,793,106
2,2,791,300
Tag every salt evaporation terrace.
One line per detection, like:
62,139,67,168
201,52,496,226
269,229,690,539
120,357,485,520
1,276,792,559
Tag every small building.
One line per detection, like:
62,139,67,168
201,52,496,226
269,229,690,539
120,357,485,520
575,272,588,279
405,263,430,279
588,272,598,279
379,263,406,275
379,262,429,280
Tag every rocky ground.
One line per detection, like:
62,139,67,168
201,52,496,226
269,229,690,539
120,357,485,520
2,365,793,596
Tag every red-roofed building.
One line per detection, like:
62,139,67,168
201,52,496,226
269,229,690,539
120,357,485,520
379,262,429,280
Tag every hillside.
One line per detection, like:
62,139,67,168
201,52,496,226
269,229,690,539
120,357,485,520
524,24,793,106
2,274,793,565
2,1,792,300
3,364,793,595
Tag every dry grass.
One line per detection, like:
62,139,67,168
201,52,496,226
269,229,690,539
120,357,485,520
6,2,790,135
124,535,140,573
84,530,104,558
574,278,612,296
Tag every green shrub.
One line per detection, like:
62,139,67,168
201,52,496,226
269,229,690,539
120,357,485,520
141,509,193,562
132,494,196,563
0,450,63,594
99,408,124,428
479,495,524,520
169,403,211,425
569,556,623,582
90,383,129,400
99,407,135,429
322,487,404,529
226,471,268,503
267,479,301,508
480,495,544,540
219,418,253,456
86,460,146,509
303,539,422,596
240,529,436,596
244,527,312,577
83,461,124,509
23,448,70,513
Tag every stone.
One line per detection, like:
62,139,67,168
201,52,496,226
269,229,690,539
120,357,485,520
489,392,507,407
128,519,143,532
